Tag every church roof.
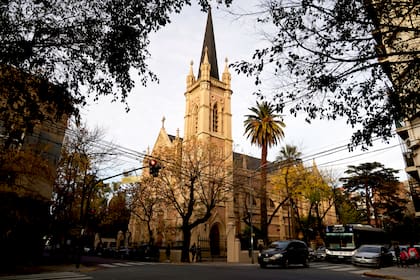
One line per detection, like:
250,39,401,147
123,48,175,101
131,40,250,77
198,8,219,80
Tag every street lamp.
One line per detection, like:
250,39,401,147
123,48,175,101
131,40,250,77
249,174,254,264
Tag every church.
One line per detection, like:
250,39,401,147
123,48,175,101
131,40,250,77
127,9,337,262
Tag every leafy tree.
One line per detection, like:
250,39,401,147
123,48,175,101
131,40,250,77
340,162,407,227
101,187,130,239
155,137,232,262
51,123,116,248
334,189,364,225
244,100,285,244
127,177,164,244
232,0,419,149
0,0,232,139
271,145,337,242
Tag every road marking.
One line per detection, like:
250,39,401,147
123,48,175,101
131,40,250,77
331,267,358,271
0,272,93,280
98,263,118,268
111,263,132,267
125,262,146,266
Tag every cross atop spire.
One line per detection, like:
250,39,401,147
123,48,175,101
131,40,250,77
198,7,219,80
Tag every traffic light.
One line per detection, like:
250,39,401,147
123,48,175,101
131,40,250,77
149,159,161,177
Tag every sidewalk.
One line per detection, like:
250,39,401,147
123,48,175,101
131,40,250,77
363,265,420,280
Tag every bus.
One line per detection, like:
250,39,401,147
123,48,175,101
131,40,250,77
324,224,389,262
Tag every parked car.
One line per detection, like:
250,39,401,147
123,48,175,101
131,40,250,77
352,245,393,268
314,246,326,261
308,247,315,261
131,244,160,262
258,240,310,268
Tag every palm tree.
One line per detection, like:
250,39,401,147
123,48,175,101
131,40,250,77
276,144,302,163
276,144,302,239
244,101,285,244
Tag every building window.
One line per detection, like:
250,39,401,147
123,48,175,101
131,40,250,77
212,103,218,132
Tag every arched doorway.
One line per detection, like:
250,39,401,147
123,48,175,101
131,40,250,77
210,224,220,256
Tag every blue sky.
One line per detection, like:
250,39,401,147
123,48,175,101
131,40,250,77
82,2,407,183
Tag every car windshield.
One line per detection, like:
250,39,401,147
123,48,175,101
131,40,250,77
359,246,380,253
269,242,289,250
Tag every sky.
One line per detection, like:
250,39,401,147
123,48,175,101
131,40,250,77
82,2,407,183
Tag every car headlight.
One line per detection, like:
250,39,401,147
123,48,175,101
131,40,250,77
351,250,357,256
325,249,331,254
272,253,283,259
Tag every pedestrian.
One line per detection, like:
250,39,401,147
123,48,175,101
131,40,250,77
165,243,171,262
408,244,420,267
197,245,202,262
190,243,197,262
400,248,410,267
393,242,401,267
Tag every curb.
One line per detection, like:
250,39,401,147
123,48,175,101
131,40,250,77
363,272,405,280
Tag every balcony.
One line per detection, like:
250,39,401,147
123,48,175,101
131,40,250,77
403,151,415,167
395,121,409,140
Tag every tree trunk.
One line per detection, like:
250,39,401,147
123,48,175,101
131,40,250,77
260,144,268,245
181,224,192,262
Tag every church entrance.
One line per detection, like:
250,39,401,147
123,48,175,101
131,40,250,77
210,223,220,256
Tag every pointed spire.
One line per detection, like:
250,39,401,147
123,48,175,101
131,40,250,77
312,159,322,177
161,116,166,129
222,57,231,88
198,7,219,80
186,60,195,87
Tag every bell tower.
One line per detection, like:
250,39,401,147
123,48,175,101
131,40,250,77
183,8,236,262
184,8,233,155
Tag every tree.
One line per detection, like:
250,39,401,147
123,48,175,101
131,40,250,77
127,177,164,244
155,138,232,262
271,145,337,242
333,189,364,225
244,100,285,244
340,162,407,227
232,0,419,149
0,0,232,138
51,123,116,250
102,186,130,241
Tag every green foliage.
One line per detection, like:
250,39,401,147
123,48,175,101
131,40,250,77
232,0,419,149
244,101,285,148
340,162,408,226
333,189,364,224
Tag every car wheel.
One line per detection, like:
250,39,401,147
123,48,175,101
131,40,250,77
283,258,289,268
260,263,267,269
376,261,382,269
303,257,310,268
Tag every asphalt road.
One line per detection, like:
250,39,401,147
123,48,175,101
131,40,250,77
82,262,366,280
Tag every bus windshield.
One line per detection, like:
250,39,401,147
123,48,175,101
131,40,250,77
325,232,355,250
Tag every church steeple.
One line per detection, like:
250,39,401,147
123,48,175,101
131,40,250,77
198,8,219,80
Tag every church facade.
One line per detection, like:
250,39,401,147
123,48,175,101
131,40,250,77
128,9,337,262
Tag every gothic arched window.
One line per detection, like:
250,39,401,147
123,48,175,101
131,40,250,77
212,103,218,132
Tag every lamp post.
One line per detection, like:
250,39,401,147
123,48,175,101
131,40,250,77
249,175,254,264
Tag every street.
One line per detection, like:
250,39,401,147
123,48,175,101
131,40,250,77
0,262,371,280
